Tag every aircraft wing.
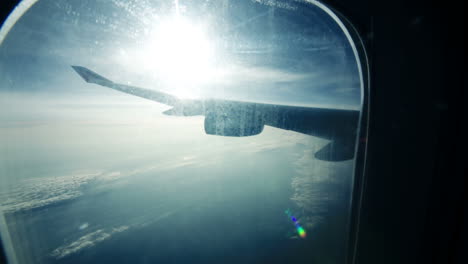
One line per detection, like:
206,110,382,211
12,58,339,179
72,66,359,161
71,66,180,107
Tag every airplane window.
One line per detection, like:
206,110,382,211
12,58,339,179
0,0,367,263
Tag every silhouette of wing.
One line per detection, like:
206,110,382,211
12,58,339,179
72,66,359,161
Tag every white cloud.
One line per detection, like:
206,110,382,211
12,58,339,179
0,127,301,214
0,170,125,214
289,145,354,229
50,210,176,259
50,226,129,259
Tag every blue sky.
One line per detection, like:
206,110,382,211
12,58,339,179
0,0,361,108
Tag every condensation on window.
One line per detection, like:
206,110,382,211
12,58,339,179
0,1,365,263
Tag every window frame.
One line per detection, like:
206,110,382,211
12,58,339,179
0,1,371,264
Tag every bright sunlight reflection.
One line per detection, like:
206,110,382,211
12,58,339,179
139,16,215,98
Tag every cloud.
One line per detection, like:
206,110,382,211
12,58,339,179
50,225,129,259
289,146,354,229
0,159,200,214
49,210,176,259
0,122,309,215
0,170,123,214
0,128,296,215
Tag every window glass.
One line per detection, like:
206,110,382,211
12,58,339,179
0,0,364,263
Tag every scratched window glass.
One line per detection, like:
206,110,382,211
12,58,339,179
0,1,364,264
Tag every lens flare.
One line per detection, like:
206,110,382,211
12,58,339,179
297,227,307,238
285,209,307,239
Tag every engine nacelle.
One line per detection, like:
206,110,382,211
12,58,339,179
204,108,264,137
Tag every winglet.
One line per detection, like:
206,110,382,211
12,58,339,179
71,65,113,86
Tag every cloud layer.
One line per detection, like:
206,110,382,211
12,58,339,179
0,171,120,214
289,147,354,229
50,226,129,259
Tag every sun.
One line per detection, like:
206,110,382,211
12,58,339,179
139,16,215,98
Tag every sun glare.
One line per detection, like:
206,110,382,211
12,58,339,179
139,16,215,98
